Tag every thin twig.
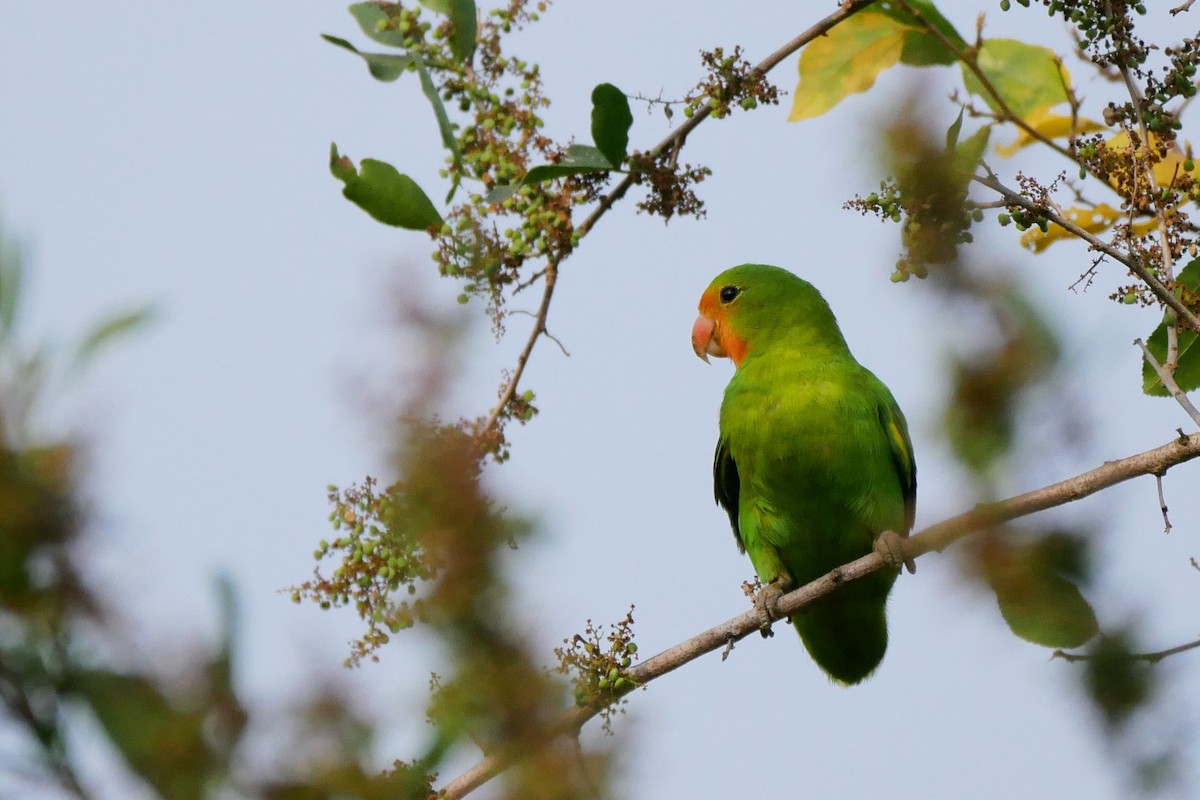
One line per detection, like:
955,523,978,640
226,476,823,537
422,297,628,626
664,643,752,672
1134,337,1200,427
974,172,1200,333
1154,472,1172,533
1052,636,1200,664
477,0,884,444
480,261,558,437
437,431,1200,799
575,0,880,241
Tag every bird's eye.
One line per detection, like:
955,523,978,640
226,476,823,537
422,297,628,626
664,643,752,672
719,285,741,304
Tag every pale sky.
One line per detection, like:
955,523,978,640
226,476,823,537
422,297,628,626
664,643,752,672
2,2,1199,798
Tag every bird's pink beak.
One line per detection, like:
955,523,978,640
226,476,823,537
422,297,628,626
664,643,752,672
691,314,726,363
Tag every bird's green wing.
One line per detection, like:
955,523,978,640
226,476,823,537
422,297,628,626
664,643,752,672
713,438,744,553
877,397,917,534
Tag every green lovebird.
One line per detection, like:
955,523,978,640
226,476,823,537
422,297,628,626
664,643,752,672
691,264,916,685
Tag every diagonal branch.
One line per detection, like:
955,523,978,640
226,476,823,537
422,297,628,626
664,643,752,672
437,430,1200,799
973,171,1200,334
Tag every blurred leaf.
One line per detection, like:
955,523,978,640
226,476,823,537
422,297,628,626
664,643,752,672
962,39,1069,118
590,83,632,170
982,533,1099,649
1142,257,1200,396
69,306,154,377
1083,631,1155,728
953,125,990,182
329,145,443,230
77,670,211,800
0,227,22,340
348,3,407,48
879,0,964,66
790,4,963,122
206,575,248,765
322,34,414,81
418,0,477,62
995,108,1103,157
789,11,909,121
945,108,964,150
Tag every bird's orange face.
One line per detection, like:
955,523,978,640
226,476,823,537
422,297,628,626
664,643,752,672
692,283,749,366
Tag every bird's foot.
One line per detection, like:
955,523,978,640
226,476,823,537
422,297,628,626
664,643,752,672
754,580,786,637
874,529,915,574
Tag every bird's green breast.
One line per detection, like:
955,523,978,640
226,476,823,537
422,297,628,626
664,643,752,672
719,350,905,585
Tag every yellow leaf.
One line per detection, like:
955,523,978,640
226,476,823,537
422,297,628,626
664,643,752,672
1020,203,1121,252
995,109,1104,157
789,11,911,122
1104,131,1198,195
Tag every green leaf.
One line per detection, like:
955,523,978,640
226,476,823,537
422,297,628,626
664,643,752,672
983,533,1098,649
410,55,463,203
1142,257,1200,396
70,307,155,376
330,144,443,230
523,144,614,185
487,144,614,202
419,0,477,62
322,34,413,81
590,83,632,170
1082,631,1155,727
962,39,1069,118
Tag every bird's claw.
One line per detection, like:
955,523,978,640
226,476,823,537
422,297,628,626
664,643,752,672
754,581,786,637
874,529,915,574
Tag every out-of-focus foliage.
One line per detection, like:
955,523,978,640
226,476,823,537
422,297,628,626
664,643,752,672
0,215,442,799
978,532,1098,648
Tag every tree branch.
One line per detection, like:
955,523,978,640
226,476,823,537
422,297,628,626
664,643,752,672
973,171,1200,333
479,0,883,443
437,430,1200,799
